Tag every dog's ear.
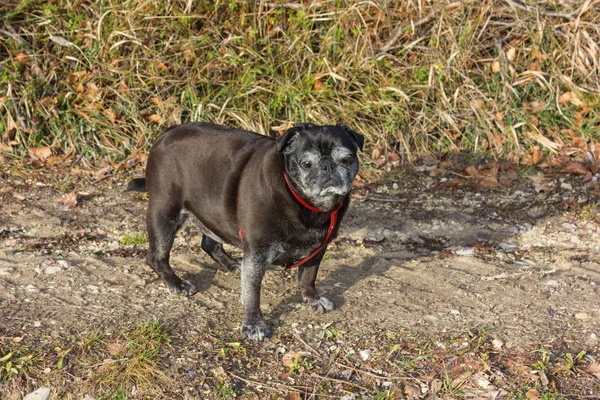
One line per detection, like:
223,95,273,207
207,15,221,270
276,123,315,153
338,124,365,151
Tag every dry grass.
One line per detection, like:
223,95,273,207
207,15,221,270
0,0,599,166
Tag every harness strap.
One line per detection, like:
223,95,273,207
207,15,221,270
239,172,343,269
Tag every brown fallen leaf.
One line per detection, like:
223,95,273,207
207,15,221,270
525,388,540,400
29,146,52,162
583,171,593,183
558,91,584,107
491,61,501,73
465,165,478,177
479,176,499,187
499,169,519,186
107,342,126,356
58,191,77,210
147,114,164,124
404,384,421,399
532,146,543,165
563,162,589,175
285,393,302,400
282,351,300,368
586,362,600,373
479,165,498,176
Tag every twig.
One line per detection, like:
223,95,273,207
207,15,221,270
335,361,406,381
293,333,322,357
309,373,370,391
226,370,307,393
377,1,466,55
503,0,591,20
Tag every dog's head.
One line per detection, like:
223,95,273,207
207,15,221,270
276,123,364,210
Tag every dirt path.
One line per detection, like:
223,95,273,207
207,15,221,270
1,167,599,398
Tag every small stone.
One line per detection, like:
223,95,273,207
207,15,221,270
492,338,504,349
340,394,357,400
291,322,299,328
455,248,474,256
499,242,518,252
86,285,100,294
575,312,590,320
560,182,573,190
23,388,51,400
0,267,13,276
43,265,62,274
382,381,393,387
25,284,38,293
34,321,42,327
546,280,559,287
450,309,461,315
359,349,371,361
392,183,399,190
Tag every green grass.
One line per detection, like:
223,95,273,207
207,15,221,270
120,232,147,246
0,1,598,165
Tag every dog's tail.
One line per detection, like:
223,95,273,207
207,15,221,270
126,178,147,192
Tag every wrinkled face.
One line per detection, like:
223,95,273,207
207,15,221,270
278,124,363,210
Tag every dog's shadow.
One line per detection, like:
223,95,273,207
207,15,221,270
263,202,528,325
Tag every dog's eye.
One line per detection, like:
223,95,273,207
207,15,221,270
340,156,354,165
300,160,313,169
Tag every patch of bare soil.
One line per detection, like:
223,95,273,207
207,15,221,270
0,167,599,399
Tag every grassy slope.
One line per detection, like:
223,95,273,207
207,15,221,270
0,0,598,167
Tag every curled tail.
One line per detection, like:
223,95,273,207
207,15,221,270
126,178,147,192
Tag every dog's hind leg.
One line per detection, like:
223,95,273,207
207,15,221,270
146,203,197,295
201,235,241,273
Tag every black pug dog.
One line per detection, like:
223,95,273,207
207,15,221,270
127,122,364,340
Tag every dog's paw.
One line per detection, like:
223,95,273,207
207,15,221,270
241,321,270,341
168,279,198,296
226,261,241,274
305,296,335,313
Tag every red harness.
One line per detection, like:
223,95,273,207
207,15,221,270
239,173,343,269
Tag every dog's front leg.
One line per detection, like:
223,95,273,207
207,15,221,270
240,252,270,340
298,250,334,313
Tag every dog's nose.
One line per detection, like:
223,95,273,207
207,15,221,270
321,161,334,174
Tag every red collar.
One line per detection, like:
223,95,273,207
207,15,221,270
239,172,344,269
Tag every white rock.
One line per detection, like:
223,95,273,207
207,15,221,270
34,321,42,327
23,388,51,400
25,284,38,293
455,248,474,256
44,266,62,274
392,183,399,190
492,339,504,349
359,349,371,361
499,243,518,252
86,285,100,294
450,309,461,315
546,280,559,287
560,182,573,190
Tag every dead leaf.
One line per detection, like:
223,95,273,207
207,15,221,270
285,393,302,400
585,362,600,373
157,60,168,71
491,61,501,73
86,82,99,94
49,35,73,47
282,351,300,367
103,109,117,122
147,114,164,124
465,165,479,177
371,147,381,160
506,47,516,62
499,169,518,186
430,379,443,394
107,342,126,356
558,91,584,107
532,146,543,164
525,101,545,114
479,166,498,176
563,162,589,175
11,336,23,343
404,384,421,399
525,388,540,400
150,97,164,107
58,191,77,210
313,78,323,91
29,146,52,162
